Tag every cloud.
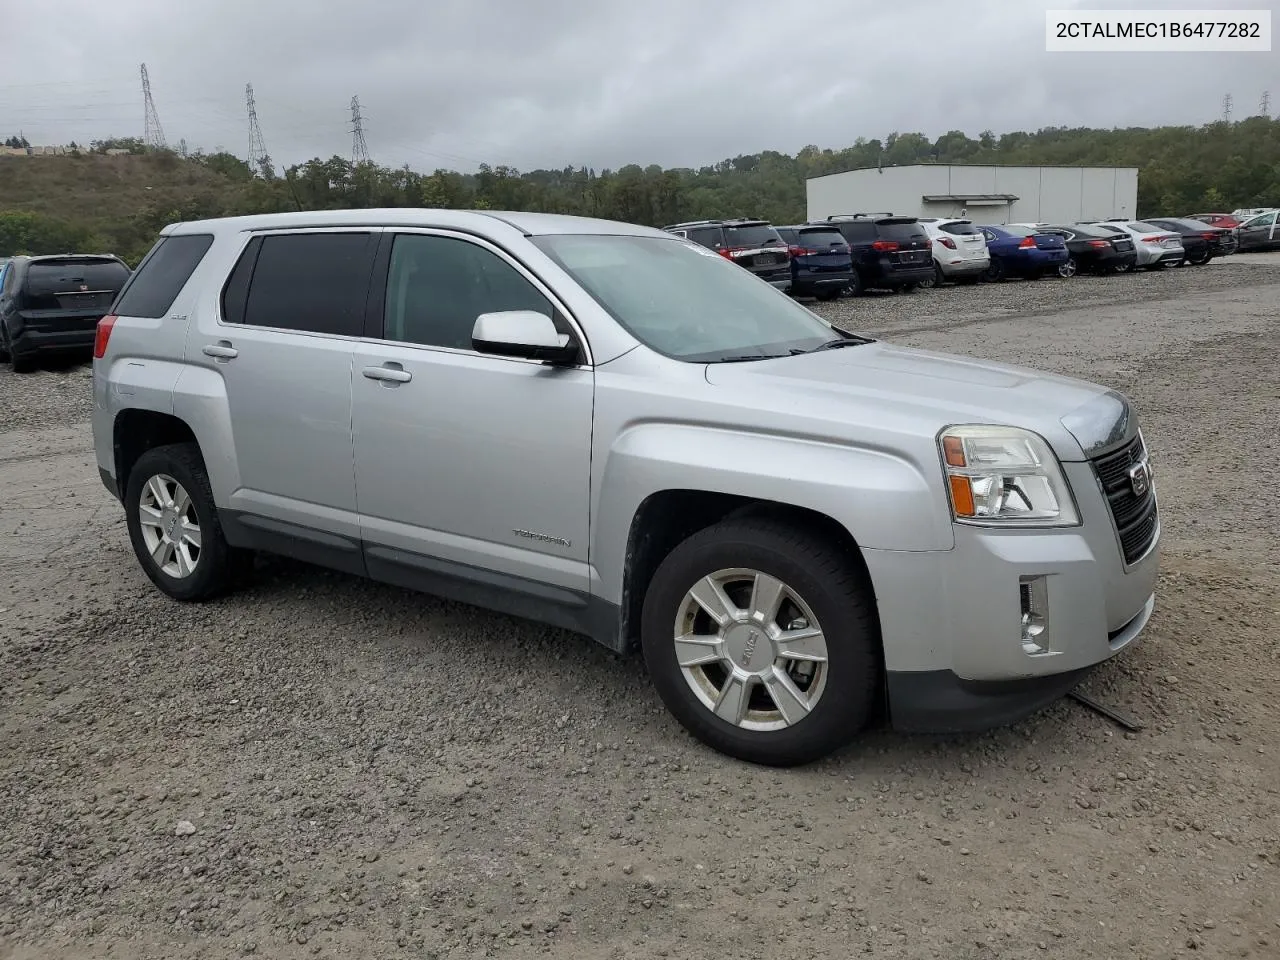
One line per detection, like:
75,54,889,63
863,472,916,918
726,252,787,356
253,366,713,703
0,0,1274,172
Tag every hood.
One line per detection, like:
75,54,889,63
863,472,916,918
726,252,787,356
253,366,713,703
703,341,1133,461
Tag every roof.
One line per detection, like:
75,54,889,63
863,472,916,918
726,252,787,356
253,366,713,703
921,193,1019,204
165,208,669,239
807,162,1140,184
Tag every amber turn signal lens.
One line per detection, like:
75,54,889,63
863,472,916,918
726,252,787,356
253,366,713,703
942,435,967,467
949,475,975,517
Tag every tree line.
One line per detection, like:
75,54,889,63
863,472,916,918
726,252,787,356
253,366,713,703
2,117,1278,264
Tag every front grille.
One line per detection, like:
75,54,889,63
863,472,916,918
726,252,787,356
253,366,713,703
1091,435,1158,565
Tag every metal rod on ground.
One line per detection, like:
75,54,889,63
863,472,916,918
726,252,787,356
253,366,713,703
1067,690,1144,732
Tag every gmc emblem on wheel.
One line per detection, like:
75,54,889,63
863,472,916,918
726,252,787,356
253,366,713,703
742,630,759,666
1128,461,1150,497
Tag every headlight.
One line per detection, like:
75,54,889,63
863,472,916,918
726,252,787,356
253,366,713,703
938,425,1079,527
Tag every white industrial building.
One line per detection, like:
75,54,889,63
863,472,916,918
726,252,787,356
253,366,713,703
805,163,1139,225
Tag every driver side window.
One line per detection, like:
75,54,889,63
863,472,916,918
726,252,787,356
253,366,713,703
383,234,554,350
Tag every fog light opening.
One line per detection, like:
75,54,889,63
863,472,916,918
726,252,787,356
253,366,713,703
1020,576,1052,656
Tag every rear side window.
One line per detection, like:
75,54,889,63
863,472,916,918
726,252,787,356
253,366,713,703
775,228,798,244
227,232,375,336
23,258,131,310
940,222,980,236
114,235,212,318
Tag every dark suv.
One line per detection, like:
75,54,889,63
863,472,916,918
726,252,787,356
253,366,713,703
823,215,934,294
0,254,132,372
663,219,791,290
773,225,855,300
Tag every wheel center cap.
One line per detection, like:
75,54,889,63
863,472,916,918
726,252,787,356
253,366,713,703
724,623,768,672
162,510,179,541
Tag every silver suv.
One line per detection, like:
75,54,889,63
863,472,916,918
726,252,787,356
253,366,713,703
92,210,1160,766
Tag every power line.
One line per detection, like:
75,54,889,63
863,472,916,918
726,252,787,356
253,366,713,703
140,63,167,150
246,83,269,171
1221,92,1233,124
350,95,369,165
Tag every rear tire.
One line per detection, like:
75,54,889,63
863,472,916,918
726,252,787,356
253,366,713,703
983,258,1005,282
814,288,839,302
641,517,881,767
10,351,35,374
125,443,250,602
845,271,864,297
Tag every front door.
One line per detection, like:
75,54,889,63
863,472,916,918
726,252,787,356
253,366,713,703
351,230,594,605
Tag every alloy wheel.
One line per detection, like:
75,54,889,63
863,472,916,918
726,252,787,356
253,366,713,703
1058,258,1078,278
673,568,829,731
137,473,202,579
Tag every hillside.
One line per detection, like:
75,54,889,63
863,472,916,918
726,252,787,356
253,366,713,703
2,117,1278,263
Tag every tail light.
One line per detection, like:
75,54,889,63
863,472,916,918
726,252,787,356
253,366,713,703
787,245,804,257
93,314,117,359
871,240,899,252
922,238,932,249
1088,239,1110,248
1018,236,1036,248
1201,232,1216,240
715,247,734,260
937,237,957,250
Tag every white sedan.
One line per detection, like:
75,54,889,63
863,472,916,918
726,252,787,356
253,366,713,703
1091,221,1185,270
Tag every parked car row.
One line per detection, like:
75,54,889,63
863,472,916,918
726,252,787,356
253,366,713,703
664,206,1277,300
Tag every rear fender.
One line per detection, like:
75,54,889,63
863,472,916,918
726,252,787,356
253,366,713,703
170,365,239,505
592,422,953,604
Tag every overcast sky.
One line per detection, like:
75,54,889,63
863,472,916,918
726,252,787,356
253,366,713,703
1,0,1275,173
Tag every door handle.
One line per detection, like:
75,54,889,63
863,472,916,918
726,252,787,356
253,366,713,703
202,341,238,360
362,364,412,384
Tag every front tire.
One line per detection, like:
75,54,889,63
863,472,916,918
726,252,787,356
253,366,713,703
125,443,248,601
641,517,881,767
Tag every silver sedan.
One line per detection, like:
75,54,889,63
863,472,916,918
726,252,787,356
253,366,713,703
1092,221,1185,269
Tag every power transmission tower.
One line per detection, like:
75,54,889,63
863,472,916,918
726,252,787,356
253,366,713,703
1221,92,1233,124
1262,90,1272,118
179,138,188,158
246,83,270,173
349,96,369,164
141,63,167,150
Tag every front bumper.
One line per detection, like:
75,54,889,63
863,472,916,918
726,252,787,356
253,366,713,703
866,459,1160,733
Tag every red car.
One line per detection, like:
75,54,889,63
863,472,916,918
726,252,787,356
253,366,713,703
1185,213,1243,229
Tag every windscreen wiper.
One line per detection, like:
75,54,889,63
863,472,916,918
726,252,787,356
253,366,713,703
807,335,874,352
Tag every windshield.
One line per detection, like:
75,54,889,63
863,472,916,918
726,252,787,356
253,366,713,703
532,234,836,362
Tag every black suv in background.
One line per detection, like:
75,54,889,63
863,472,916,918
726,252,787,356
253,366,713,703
663,219,792,289
774,224,855,300
823,214,934,294
0,254,132,372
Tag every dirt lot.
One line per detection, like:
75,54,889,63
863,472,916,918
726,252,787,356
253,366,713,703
1,259,1278,960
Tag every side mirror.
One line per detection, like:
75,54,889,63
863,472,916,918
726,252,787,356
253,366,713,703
472,310,580,365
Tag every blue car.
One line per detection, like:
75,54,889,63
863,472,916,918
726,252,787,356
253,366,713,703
976,225,1069,280
774,224,855,300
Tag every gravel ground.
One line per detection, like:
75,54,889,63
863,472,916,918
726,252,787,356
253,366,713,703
1,256,1278,960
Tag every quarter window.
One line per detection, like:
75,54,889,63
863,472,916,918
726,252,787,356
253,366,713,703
382,234,554,350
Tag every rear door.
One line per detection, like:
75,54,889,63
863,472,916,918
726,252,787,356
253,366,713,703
720,223,789,278
183,229,378,568
938,221,988,262
794,227,852,272
876,219,931,272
